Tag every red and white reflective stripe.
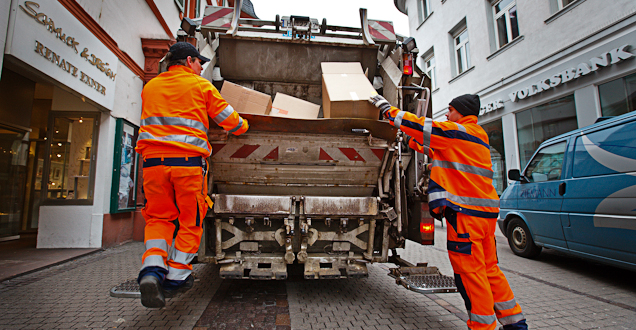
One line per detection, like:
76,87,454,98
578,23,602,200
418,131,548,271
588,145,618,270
202,6,233,28
211,144,386,163
368,20,396,42
318,147,385,163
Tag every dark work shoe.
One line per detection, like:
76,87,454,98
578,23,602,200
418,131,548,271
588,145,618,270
164,275,194,298
139,275,165,308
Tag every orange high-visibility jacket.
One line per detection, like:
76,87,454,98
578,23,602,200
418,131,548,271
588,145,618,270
385,107,499,218
136,65,248,158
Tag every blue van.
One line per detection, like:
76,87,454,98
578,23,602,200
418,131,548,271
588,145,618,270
498,111,636,271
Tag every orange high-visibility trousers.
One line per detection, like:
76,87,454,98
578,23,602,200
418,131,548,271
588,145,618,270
140,157,208,283
446,210,525,330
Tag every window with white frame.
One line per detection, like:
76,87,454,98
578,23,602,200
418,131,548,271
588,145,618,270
557,0,577,10
424,52,437,90
417,0,432,23
493,0,519,48
454,29,470,75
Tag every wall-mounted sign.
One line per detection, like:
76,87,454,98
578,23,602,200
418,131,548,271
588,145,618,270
508,44,634,102
480,99,504,115
5,1,118,110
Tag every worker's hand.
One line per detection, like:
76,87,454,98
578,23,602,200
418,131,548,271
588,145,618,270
369,94,391,118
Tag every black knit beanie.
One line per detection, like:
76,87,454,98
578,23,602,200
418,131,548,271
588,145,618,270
449,94,480,117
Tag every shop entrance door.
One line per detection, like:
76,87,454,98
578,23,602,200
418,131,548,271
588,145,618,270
0,127,29,241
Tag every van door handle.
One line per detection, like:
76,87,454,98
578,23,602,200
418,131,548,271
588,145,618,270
559,182,566,196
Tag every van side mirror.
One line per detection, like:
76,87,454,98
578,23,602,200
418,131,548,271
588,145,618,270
508,169,528,183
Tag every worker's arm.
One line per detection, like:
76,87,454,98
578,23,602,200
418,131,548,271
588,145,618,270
370,95,461,153
205,82,248,135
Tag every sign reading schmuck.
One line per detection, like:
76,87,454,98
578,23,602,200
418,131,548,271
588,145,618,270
6,1,118,110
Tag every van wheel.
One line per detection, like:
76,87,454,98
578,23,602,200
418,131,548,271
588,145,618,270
506,218,542,258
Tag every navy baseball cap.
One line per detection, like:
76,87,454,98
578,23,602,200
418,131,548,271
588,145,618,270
169,42,210,63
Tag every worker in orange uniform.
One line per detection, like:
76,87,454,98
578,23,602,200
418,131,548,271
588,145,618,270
370,94,527,330
135,42,249,308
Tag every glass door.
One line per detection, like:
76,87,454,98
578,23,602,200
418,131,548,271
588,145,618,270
0,127,29,240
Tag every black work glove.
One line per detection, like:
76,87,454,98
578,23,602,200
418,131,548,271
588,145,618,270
369,94,392,118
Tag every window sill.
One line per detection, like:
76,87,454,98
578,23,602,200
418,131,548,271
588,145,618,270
545,0,587,25
41,199,94,206
431,87,440,94
416,11,434,30
487,35,524,61
449,66,474,84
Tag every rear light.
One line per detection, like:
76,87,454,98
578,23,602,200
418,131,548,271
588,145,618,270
403,53,413,75
420,223,434,233
420,203,435,245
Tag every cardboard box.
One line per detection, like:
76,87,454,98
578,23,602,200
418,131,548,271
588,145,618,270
270,93,320,119
220,80,272,115
321,62,379,120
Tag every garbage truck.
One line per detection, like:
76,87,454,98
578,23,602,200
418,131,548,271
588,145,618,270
112,0,457,298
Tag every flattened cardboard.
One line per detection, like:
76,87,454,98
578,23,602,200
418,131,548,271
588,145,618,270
271,93,320,119
220,80,272,115
321,62,379,120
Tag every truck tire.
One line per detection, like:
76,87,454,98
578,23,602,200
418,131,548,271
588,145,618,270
506,217,542,259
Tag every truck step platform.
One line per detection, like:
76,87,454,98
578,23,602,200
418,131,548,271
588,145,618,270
110,278,140,298
389,266,458,294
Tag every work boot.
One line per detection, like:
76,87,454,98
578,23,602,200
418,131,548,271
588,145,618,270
139,275,165,308
164,274,195,298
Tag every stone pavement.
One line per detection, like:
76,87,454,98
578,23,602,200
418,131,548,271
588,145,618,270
1,221,635,330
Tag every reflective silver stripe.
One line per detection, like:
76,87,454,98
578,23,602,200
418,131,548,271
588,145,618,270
141,116,207,133
494,298,518,311
456,123,466,133
212,105,234,124
165,266,191,281
432,160,494,179
145,239,168,253
422,117,432,148
228,117,244,133
138,132,210,153
394,111,406,128
428,190,500,208
469,312,497,325
499,312,525,326
168,247,197,265
141,255,167,270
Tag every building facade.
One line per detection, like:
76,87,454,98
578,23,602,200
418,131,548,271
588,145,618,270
395,0,636,194
0,0,187,247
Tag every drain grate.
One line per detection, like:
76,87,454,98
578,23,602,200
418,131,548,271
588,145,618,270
395,274,458,294
110,278,140,298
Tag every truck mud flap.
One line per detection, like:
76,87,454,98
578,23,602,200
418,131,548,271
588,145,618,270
389,266,457,294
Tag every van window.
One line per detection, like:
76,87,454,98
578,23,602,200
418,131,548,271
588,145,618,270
524,142,566,182
573,119,636,177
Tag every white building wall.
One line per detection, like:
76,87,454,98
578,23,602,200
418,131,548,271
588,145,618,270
0,0,11,81
406,0,636,116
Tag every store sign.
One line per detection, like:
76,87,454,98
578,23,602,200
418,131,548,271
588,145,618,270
6,1,118,109
509,44,634,102
479,99,504,116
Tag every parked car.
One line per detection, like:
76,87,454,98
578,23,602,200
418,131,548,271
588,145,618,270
498,111,636,271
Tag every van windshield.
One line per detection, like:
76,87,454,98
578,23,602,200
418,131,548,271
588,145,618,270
524,142,566,182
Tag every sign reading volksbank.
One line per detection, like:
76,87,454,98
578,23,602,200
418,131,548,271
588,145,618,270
509,45,634,102
5,0,117,110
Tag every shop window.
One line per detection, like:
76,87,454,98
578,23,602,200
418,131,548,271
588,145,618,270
516,95,577,169
481,120,506,195
599,72,636,117
110,119,140,213
492,0,519,49
44,112,99,204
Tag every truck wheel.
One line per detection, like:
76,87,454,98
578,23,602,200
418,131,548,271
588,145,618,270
506,217,542,259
